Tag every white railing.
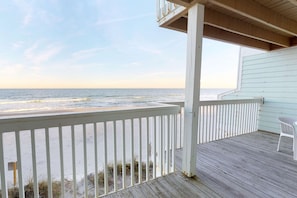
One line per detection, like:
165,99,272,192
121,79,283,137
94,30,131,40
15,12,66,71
0,105,180,197
156,0,183,22
167,98,263,148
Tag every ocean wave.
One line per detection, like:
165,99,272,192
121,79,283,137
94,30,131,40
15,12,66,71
0,97,91,105
3,107,52,113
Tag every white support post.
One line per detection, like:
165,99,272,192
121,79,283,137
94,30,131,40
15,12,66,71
182,3,204,177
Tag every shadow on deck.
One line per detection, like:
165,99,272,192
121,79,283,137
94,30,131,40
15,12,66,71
103,131,297,198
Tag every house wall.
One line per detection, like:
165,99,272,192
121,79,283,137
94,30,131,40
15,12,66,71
223,46,297,133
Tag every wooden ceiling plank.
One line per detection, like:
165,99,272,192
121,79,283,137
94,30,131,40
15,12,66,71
204,8,290,47
204,25,271,50
209,0,297,36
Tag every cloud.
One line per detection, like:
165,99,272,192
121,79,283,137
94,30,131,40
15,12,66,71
96,13,154,26
71,48,106,60
12,0,62,26
137,46,162,55
24,42,63,64
12,41,24,49
12,0,33,26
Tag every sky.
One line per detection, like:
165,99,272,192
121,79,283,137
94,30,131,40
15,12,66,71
0,0,241,89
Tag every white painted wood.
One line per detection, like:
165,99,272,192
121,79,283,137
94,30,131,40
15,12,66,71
103,121,108,194
173,115,177,172
122,120,126,189
15,131,25,198
0,134,7,198
83,124,88,197
113,121,118,191
139,118,142,184
182,3,205,177
160,116,164,175
156,0,161,20
71,125,77,198
153,116,157,179
166,115,170,174
146,117,149,181
0,105,180,197
131,119,135,186
94,123,99,197
45,128,52,198
31,130,39,198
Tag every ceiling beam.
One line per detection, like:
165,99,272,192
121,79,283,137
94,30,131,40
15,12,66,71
165,22,273,50
208,0,297,36
204,8,291,47
164,17,188,33
167,0,208,7
204,25,271,50
167,0,191,7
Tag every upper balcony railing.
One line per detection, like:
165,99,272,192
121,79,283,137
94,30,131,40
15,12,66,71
0,98,262,197
156,0,185,24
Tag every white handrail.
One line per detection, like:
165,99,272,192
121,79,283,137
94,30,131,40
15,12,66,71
0,105,180,197
156,0,182,21
0,98,262,196
163,98,263,148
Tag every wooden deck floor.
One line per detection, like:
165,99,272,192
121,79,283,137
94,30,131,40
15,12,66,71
103,131,297,198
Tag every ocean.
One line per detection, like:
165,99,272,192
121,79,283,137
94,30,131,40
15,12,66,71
0,88,230,114
0,88,231,193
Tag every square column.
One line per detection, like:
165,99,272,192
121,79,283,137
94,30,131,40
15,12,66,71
182,3,204,177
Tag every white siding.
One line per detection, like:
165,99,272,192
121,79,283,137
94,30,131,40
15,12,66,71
223,46,297,133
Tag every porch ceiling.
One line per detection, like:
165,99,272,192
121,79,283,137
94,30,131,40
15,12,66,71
165,0,297,50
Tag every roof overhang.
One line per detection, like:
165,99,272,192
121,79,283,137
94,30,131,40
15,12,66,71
163,0,297,50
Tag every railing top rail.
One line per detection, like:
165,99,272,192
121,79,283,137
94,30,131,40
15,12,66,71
0,105,180,133
199,98,264,106
163,98,264,107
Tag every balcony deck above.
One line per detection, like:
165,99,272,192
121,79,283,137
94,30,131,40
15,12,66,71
157,0,297,51
103,131,297,197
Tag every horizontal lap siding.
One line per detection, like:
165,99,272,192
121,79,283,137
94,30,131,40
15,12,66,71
223,46,297,133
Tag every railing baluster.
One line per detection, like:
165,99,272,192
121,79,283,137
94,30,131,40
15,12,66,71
197,107,200,144
94,123,99,197
131,119,135,186
166,115,170,174
83,124,88,197
0,133,7,198
31,129,39,198
153,116,157,179
113,121,118,191
214,105,218,140
59,126,65,198
71,125,77,198
146,117,149,181
122,120,126,189
173,114,177,172
200,106,204,143
15,131,25,198
45,128,52,198
243,104,249,132
179,113,182,148
160,116,163,176
139,118,142,184
240,104,244,134
103,122,108,194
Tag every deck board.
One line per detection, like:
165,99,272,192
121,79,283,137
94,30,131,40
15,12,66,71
103,131,297,198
